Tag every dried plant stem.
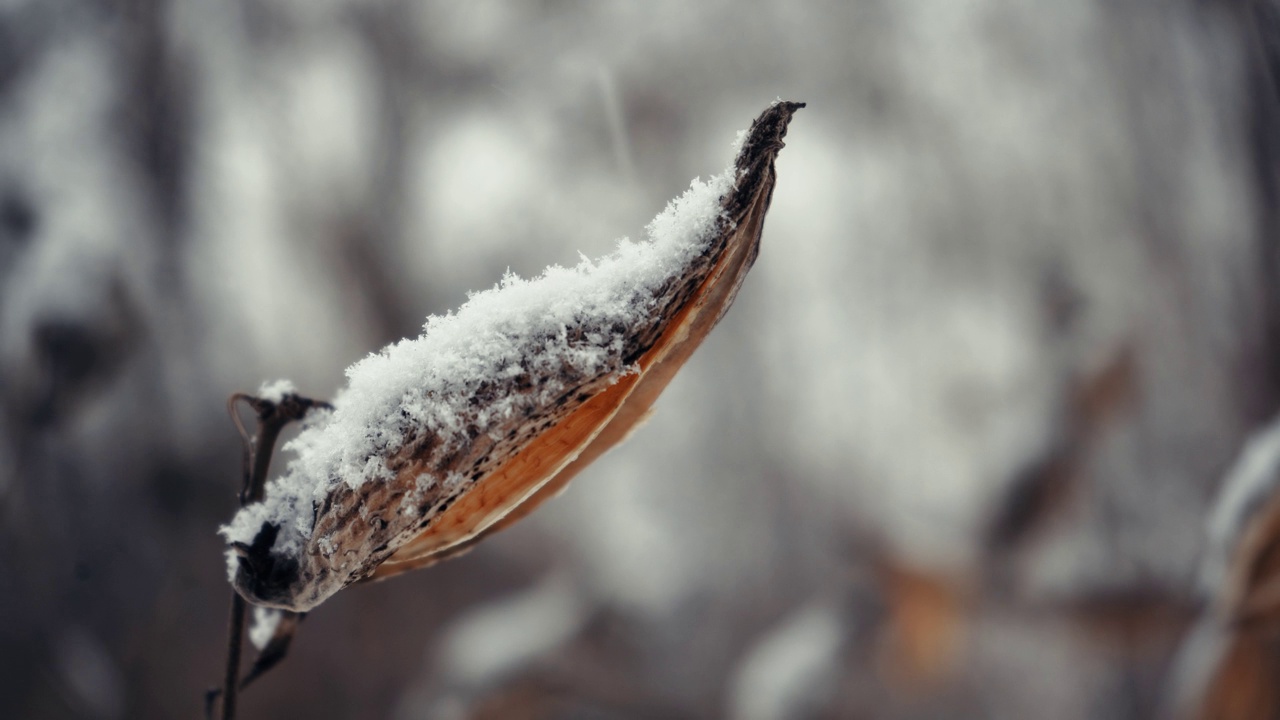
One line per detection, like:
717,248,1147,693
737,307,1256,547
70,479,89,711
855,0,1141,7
220,593,247,720
216,393,329,720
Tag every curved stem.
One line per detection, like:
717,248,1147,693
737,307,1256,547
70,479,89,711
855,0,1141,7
217,392,330,720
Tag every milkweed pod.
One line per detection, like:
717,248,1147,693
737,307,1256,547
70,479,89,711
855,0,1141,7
221,101,804,612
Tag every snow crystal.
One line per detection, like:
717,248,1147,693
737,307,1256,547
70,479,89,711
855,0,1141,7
221,155,737,566
249,606,283,651
256,379,297,403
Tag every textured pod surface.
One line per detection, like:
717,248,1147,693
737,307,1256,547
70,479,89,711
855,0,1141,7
223,101,802,612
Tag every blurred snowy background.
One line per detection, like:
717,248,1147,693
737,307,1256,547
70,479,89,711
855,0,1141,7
1,0,1278,718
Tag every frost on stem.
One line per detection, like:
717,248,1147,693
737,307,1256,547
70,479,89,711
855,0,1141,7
248,607,282,652
221,101,804,612
255,380,298,405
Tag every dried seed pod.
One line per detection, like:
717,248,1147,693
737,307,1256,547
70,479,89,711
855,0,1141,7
222,101,803,612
